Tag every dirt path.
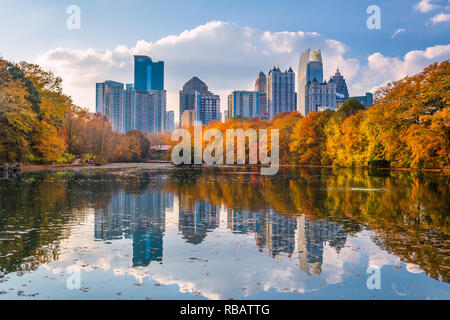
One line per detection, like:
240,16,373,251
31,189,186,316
20,162,174,173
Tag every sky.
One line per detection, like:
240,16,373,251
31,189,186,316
0,0,449,119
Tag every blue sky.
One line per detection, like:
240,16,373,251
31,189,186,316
1,0,449,115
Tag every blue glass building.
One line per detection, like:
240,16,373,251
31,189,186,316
134,55,164,91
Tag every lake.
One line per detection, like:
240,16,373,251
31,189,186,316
0,166,448,300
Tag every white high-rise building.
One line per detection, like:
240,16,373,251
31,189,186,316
95,81,166,133
267,66,296,119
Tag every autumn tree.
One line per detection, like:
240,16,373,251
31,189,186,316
290,110,334,165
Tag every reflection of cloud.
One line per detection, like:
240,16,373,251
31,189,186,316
406,263,424,274
29,209,436,300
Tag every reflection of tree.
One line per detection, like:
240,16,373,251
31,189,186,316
167,167,449,282
0,170,123,275
1,167,448,284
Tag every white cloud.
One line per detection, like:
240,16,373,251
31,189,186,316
36,21,450,120
391,28,406,39
414,0,441,13
36,21,360,118
429,11,450,24
353,44,450,94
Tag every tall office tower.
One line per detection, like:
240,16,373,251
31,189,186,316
298,49,311,116
227,91,260,119
96,80,124,116
255,71,268,118
96,81,125,131
194,91,220,125
298,49,324,116
179,77,209,125
134,55,164,91
329,68,349,99
133,90,166,133
96,56,166,134
165,110,175,132
308,50,323,83
267,66,296,119
305,79,336,113
181,110,195,127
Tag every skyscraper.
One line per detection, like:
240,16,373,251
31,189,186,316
255,72,268,118
298,49,324,116
96,56,166,134
194,91,220,126
179,77,209,125
305,79,336,113
329,68,349,99
298,49,311,116
134,55,164,91
165,110,174,132
96,80,124,116
227,91,260,119
267,66,296,119
181,110,195,127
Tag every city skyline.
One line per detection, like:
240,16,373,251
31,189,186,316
1,1,448,121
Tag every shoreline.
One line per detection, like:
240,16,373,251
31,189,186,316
16,162,450,174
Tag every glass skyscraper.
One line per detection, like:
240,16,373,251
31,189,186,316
134,55,164,91
227,91,260,119
95,55,166,134
194,91,220,126
179,77,209,125
298,49,324,116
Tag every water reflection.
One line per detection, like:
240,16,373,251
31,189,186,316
94,190,173,267
0,167,448,299
179,200,220,245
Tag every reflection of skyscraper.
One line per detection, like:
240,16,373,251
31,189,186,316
94,189,170,267
179,200,220,245
296,215,347,276
255,209,296,258
227,208,260,234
